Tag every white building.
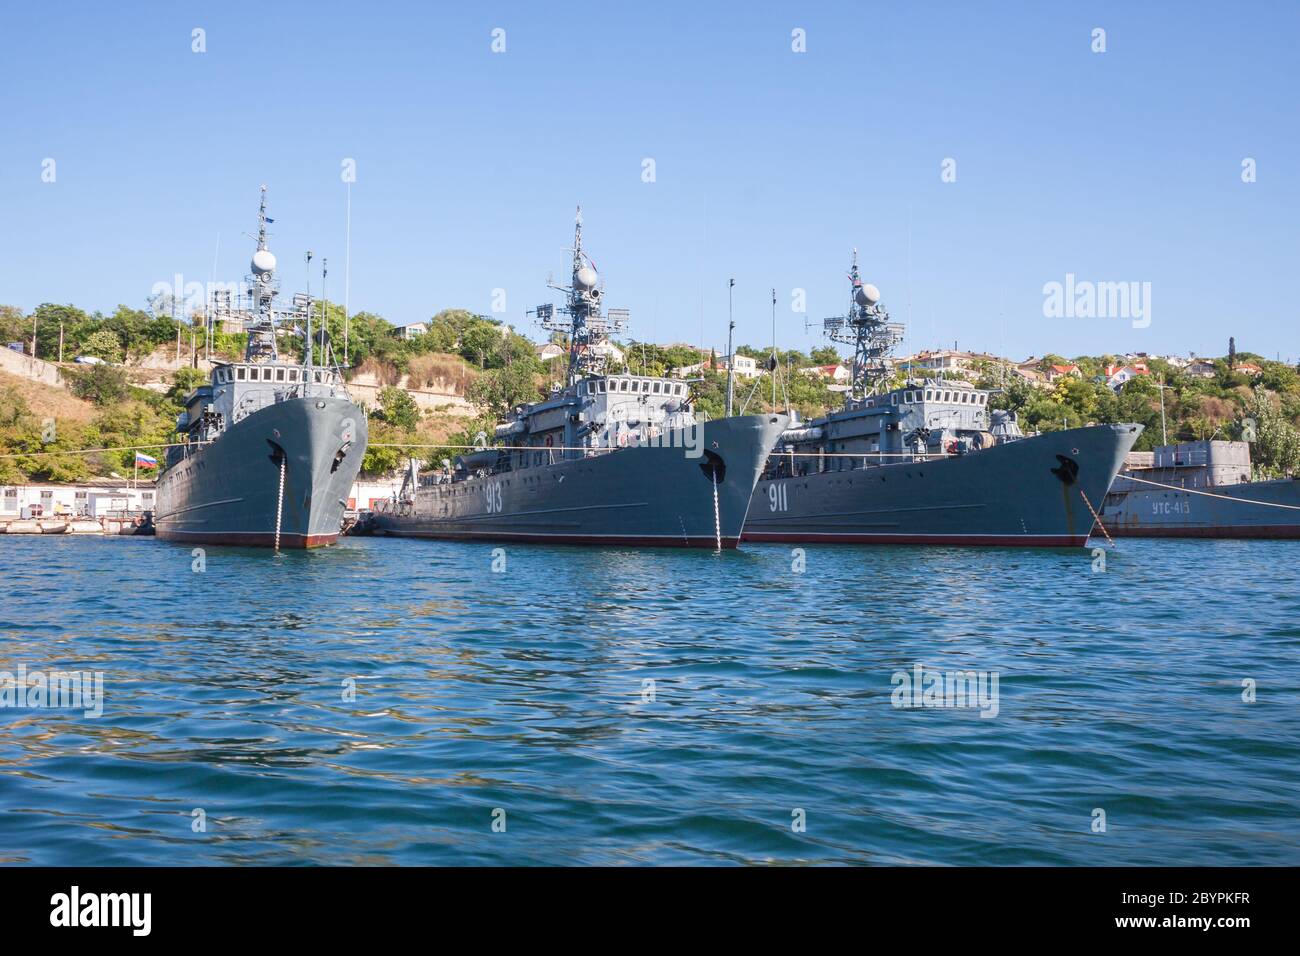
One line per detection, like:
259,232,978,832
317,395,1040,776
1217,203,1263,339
673,352,760,379
396,322,428,340
802,363,851,383
1,480,156,519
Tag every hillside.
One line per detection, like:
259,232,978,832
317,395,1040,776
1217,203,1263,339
0,368,96,424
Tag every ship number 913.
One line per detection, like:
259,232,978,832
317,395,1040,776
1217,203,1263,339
484,481,504,513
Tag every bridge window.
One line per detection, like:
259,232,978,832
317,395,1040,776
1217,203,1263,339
236,367,246,381
652,382,661,394
276,368,285,382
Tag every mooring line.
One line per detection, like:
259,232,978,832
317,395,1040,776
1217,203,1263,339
0,440,204,460
1118,473,1300,511
1078,488,1114,548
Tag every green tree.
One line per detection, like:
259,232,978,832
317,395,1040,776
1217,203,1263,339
79,328,124,363
167,367,208,404
467,364,542,418
1248,385,1300,477
375,386,421,431
67,363,130,406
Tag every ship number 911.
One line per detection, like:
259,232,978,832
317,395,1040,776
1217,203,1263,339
484,481,504,513
768,483,789,512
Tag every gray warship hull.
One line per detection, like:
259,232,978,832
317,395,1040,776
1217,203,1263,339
1102,477,1300,538
155,396,367,548
743,423,1141,547
370,414,787,547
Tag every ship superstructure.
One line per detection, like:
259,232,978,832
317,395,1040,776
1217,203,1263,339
370,209,786,547
742,253,1142,546
1101,439,1300,537
154,187,368,548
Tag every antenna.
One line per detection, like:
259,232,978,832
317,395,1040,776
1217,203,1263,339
820,250,905,402
528,207,627,385
344,180,351,366
305,250,314,371
771,286,778,408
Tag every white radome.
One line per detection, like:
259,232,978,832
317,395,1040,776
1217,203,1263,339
251,249,277,275
576,265,598,288
856,282,880,306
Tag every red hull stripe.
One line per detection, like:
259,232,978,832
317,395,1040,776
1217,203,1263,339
1108,525,1300,539
156,530,339,549
741,531,1089,547
375,530,738,549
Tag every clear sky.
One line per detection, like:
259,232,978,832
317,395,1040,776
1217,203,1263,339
1,1,1296,362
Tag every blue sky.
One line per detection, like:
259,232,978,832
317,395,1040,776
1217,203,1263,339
1,1,1296,362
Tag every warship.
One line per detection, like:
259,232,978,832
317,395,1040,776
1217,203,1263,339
369,209,787,547
1100,439,1300,537
154,187,368,548
741,253,1142,547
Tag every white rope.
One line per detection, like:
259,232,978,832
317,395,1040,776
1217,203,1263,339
1078,487,1114,547
1120,473,1300,511
367,442,951,460
274,455,286,551
0,440,206,460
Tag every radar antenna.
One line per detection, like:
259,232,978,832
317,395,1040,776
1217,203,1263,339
820,249,905,401
203,186,311,363
528,206,628,385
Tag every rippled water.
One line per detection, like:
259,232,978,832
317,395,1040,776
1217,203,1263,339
1,534,1297,865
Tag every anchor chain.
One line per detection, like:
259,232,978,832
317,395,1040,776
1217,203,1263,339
274,455,286,551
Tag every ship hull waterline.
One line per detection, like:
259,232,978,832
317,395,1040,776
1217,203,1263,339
370,414,788,549
1102,476,1300,539
154,396,368,549
742,423,1142,548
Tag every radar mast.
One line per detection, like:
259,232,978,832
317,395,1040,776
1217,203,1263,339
821,250,905,402
532,207,628,385
205,186,312,364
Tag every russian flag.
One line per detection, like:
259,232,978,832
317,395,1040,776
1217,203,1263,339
134,451,158,468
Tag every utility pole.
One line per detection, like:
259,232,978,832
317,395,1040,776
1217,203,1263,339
725,278,735,417
1157,375,1168,446
770,287,777,409
30,311,37,358
58,318,64,363
344,180,351,366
